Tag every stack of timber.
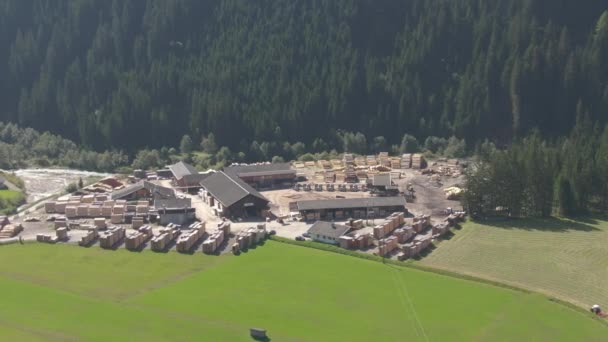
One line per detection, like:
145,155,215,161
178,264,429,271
151,226,180,252
324,171,335,183
44,202,56,213
338,235,354,249
330,159,342,169
378,236,399,257
313,171,325,182
432,222,450,238
37,234,55,243
110,213,124,224
366,155,378,166
318,160,332,170
355,170,368,181
394,226,415,243
445,212,466,226
354,156,366,166
99,226,126,249
202,229,225,254
131,216,144,229
412,215,431,233
335,172,346,183
54,217,67,229
304,161,316,168
56,227,69,241
125,225,153,250
79,229,99,246
0,224,23,239
412,154,426,169
378,152,391,168
401,154,412,169
342,153,354,167
176,222,205,253
94,218,106,230
390,157,402,169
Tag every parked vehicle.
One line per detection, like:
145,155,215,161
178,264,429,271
295,236,305,241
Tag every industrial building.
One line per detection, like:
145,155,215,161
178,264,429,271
169,161,212,190
307,221,351,245
110,181,175,201
293,197,407,221
153,198,196,225
224,163,296,189
199,171,270,218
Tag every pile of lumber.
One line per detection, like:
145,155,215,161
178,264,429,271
37,234,55,243
318,160,332,170
99,226,126,249
151,226,180,252
366,155,378,166
401,154,412,169
342,153,354,167
56,227,69,241
354,156,366,166
432,222,450,237
377,236,399,257
412,154,426,169
202,229,225,254
400,232,433,259
131,216,144,229
235,224,267,251
412,215,431,233
79,229,99,246
394,226,415,243
176,222,206,253
0,223,23,239
125,225,153,250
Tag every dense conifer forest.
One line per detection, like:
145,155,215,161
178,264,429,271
2,0,608,153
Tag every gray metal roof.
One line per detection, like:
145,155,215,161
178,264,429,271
169,161,198,180
225,163,295,178
307,221,351,239
296,197,407,211
154,197,191,210
111,181,175,200
200,171,268,207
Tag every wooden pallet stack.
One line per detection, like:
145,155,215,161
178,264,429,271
0,224,23,239
401,154,412,169
412,154,426,169
131,217,144,229
176,223,206,253
125,225,153,250
378,236,398,257
366,155,378,166
79,229,99,246
412,215,431,233
202,229,224,254
99,226,125,249
394,226,415,243
377,152,391,168
390,157,402,169
151,226,180,252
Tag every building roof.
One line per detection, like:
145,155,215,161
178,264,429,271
154,197,191,210
200,171,268,207
307,221,351,239
295,197,407,211
169,161,199,180
111,181,175,200
225,163,295,178
181,172,214,185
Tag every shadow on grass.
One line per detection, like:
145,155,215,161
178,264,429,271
476,216,601,232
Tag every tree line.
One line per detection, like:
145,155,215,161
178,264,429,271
463,114,608,218
1,0,607,153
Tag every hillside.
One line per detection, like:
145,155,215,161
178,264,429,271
1,1,608,152
0,242,605,341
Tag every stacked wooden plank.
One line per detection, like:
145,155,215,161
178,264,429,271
125,225,153,250
81,194,95,203
65,205,78,218
110,214,124,224
354,156,366,166
324,171,335,183
88,204,102,217
151,226,180,252
355,170,368,181
339,236,354,249
217,221,230,235
54,218,67,229
44,202,56,213
366,155,377,166
394,226,415,243
37,234,55,243
202,229,224,254
335,172,346,183
76,205,89,217
330,159,342,169
432,222,450,237
390,157,401,169
0,224,23,239
99,226,125,249
304,161,316,168
412,215,431,233
378,236,398,257
401,154,412,169
378,152,391,168
132,217,144,229
79,229,99,246
318,160,332,170
342,153,354,167
313,171,325,182
56,227,69,241
412,154,426,169
351,219,364,229
176,224,205,253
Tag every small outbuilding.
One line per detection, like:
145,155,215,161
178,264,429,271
307,221,351,245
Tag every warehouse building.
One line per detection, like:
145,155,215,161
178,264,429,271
307,221,351,245
224,163,296,189
168,161,212,190
153,198,196,225
293,197,407,221
111,181,175,202
199,171,270,218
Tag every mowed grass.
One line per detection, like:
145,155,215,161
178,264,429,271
0,189,23,201
0,242,604,341
420,217,608,309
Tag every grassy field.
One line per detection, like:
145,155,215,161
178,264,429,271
420,217,608,310
0,189,25,214
0,189,23,201
0,242,604,341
